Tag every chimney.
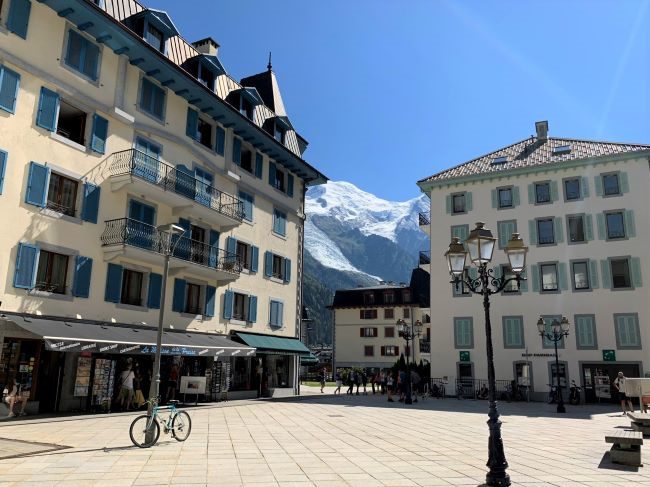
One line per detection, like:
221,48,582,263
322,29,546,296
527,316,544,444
192,37,219,56
535,120,548,141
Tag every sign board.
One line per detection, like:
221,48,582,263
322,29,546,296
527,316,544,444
459,351,470,362
603,350,616,362
180,376,206,395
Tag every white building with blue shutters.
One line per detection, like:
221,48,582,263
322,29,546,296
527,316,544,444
0,0,326,413
417,121,649,403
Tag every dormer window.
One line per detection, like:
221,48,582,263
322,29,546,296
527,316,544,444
274,124,285,143
123,9,179,54
265,116,293,145
181,54,225,92
144,24,163,51
240,97,253,120
227,87,263,121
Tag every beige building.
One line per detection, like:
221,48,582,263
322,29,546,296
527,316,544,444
0,0,325,413
417,121,649,402
332,268,431,373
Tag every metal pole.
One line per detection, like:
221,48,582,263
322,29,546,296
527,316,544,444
405,332,412,405
554,336,565,413
482,264,510,487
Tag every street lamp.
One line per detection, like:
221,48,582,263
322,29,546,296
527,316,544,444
444,223,528,487
537,316,570,413
396,317,423,405
145,223,185,443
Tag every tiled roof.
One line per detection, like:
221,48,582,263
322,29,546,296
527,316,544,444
419,136,650,184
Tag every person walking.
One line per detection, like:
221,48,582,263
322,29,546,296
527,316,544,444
354,370,361,395
334,372,342,395
346,371,355,395
361,371,368,395
319,368,327,393
370,372,376,395
380,372,386,395
387,373,395,402
614,372,634,415
116,363,135,411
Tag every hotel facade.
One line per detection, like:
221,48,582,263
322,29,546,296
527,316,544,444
0,0,326,413
418,121,649,402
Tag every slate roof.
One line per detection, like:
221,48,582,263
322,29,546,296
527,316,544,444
418,136,650,184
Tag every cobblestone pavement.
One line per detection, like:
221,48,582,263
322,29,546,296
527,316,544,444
0,388,647,486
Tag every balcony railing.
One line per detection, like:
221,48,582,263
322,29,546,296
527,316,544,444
101,218,242,274
109,149,245,222
419,250,431,265
419,339,430,353
418,212,430,226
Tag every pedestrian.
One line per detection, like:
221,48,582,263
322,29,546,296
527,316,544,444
347,371,355,395
116,363,135,411
411,370,421,403
132,369,146,409
387,373,395,402
398,369,406,402
380,372,386,394
361,371,368,395
613,372,634,415
2,376,27,417
370,372,376,395
354,370,361,395
319,368,326,393
334,372,342,395
166,363,179,403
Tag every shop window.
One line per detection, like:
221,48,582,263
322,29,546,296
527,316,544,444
550,362,567,388
47,172,79,217
35,249,69,294
0,339,39,402
121,269,144,306
57,100,87,145
360,327,378,338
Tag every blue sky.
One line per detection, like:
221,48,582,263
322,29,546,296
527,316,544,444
154,0,649,201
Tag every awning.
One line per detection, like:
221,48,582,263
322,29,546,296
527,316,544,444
234,332,310,355
4,316,255,358
300,353,319,365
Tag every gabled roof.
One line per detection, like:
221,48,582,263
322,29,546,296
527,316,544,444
418,136,650,185
241,69,287,116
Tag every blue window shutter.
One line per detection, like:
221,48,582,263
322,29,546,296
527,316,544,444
284,258,291,283
596,213,606,240
13,242,39,289
209,230,219,249
248,295,257,323
81,182,101,223
72,255,93,298
7,0,31,39
36,87,59,131
584,214,594,241
232,137,241,165
226,236,236,255
90,114,108,154
172,278,186,312
104,263,123,302
251,245,259,272
600,260,612,289
287,174,294,197
278,212,287,236
186,107,198,139
223,290,234,320
0,150,7,194
255,153,263,178
204,285,216,317
631,257,643,288
215,127,225,155
25,161,50,207
264,251,272,277
0,66,20,114
527,184,535,204
269,161,276,186
147,273,162,309
208,230,220,268
278,302,284,326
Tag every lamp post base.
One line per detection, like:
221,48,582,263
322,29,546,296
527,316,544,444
486,472,511,487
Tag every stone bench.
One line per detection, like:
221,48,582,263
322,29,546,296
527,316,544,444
605,429,643,467
629,413,650,437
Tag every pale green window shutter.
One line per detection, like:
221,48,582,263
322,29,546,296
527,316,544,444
630,257,642,288
554,217,564,243
492,265,502,280
497,222,508,248
531,264,540,292
584,214,594,241
558,262,568,291
580,176,590,198
528,220,537,245
624,210,636,238
619,171,629,193
468,267,478,281
445,195,451,214
465,192,473,211
550,180,559,202
464,320,472,347
528,183,535,204
600,260,612,289
589,260,599,289
491,189,498,209
512,186,520,206
594,175,603,196
596,213,606,240
519,269,528,292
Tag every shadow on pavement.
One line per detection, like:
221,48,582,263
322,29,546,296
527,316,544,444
598,451,639,472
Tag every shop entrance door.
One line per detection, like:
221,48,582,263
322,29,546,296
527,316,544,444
582,363,641,403
35,350,64,412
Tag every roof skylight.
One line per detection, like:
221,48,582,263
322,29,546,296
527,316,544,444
492,156,508,164
553,145,571,155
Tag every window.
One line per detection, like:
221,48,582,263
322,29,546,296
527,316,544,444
240,97,253,120
238,191,254,222
197,118,212,149
454,317,473,348
535,182,551,204
571,261,590,290
121,269,144,306
602,173,620,196
236,241,250,270
384,326,395,338
502,316,524,348
497,220,517,248
139,78,166,120
453,275,471,296
550,362,567,387
564,178,581,201
451,225,469,247
47,172,78,216
273,209,287,236
363,293,375,305
606,212,625,239
144,24,164,51
274,123,285,143
184,283,202,314
240,148,253,174
402,290,411,302
274,167,286,192
567,215,585,243
364,346,374,357
360,310,377,320
264,251,289,282
35,250,69,294
384,309,394,319
575,315,597,349
57,100,87,145
498,187,513,208
233,292,247,320
382,346,398,357
611,259,631,289
537,219,555,245
540,264,558,291
540,315,564,349
452,193,466,214
360,327,378,338
272,254,285,280
269,299,283,327
383,292,395,304
614,314,641,349
65,30,100,81
403,308,410,319
501,265,519,293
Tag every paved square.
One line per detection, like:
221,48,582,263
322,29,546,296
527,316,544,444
0,389,647,486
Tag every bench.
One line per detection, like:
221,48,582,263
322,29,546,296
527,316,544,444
605,429,643,466
629,413,650,437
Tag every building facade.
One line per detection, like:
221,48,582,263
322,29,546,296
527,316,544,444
418,121,649,402
0,0,326,413
331,269,431,373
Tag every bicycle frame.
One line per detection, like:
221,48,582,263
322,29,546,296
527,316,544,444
146,403,178,432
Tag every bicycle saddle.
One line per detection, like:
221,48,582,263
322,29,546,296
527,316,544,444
167,400,180,405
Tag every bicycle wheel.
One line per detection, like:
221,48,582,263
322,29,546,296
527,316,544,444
130,415,160,448
171,411,192,442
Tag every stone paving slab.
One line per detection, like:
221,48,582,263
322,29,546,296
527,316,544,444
0,389,647,486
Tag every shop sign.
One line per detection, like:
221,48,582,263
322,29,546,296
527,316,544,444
603,350,616,362
46,339,203,357
459,351,470,362
521,353,557,358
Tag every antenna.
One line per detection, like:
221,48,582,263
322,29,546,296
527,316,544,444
267,51,272,71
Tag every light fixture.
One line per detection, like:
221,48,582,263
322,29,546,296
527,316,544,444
536,316,545,334
465,222,496,265
445,237,467,276
504,233,528,274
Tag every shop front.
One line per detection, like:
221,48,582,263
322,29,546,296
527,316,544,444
0,314,255,414
581,361,642,404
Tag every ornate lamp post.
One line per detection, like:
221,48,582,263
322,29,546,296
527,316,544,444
396,317,423,405
537,316,570,414
444,222,528,487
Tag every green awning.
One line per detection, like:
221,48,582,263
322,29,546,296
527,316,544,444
300,353,319,365
234,332,310,355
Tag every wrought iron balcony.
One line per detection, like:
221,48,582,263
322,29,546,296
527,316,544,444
109,149,244,223
101,218,242,275
419,250,431,265
418,212,430,226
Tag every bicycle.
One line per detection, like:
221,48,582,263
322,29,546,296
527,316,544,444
129,398,192,448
